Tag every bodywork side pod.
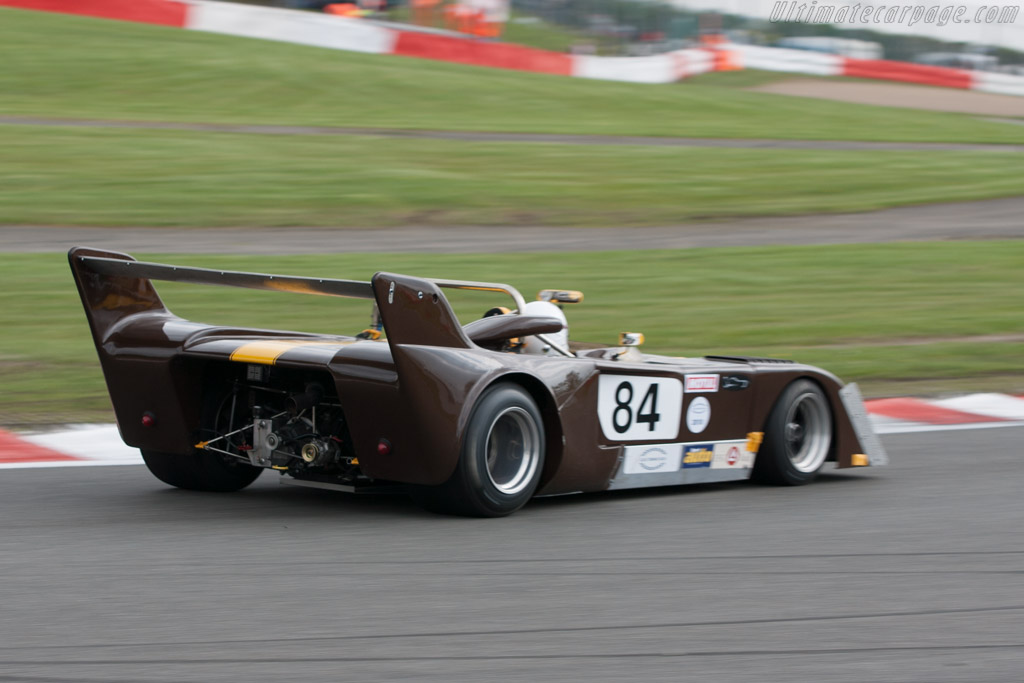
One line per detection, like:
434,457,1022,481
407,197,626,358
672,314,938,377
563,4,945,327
369,273,476,484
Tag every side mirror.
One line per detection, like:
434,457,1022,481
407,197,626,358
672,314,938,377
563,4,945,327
537,290,584,304
619,332,645,347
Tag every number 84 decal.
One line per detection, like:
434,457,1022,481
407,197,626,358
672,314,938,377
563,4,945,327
597,375,683,441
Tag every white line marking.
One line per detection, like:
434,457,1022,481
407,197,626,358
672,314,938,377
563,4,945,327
0,459,143,470
874,420,1024,435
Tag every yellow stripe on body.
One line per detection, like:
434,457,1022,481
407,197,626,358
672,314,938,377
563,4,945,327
229,340,340,365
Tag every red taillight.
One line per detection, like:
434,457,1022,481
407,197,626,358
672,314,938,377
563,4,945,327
141,413,156,428
377,439,391,456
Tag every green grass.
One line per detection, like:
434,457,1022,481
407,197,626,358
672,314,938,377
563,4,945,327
3,243,1022,423
683,69,802,89
2,8,1022,228
2,9,1022,420
1,8,1023,143
3,125,1024,227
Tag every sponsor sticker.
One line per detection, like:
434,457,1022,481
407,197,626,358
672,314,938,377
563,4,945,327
722,375,750,391
684,374,719,393
622,439,754,474
682,444,714,468
711,442,755,469
685,396,711,434
622,443,684,474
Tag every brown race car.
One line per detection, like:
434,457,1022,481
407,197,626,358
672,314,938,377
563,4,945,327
69,247,887,516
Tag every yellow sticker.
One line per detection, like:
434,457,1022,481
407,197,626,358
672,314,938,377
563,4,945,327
745,432,764,453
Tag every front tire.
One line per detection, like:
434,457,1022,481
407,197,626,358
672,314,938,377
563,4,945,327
141,449,262,492
752,379,832,486
416,383,545,517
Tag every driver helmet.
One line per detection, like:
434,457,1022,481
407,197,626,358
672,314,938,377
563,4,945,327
519,300,568,355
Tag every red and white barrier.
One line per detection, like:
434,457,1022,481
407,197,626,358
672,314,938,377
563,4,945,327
0,0,186,26
573,49,715,84
2,0,1023,93
729,44,842,77
842,57,972,89
186,0,396,55
392,29,573,76
974,71,1024,98
572,54,677,84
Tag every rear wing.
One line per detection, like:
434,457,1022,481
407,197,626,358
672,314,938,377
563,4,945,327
68,247,528,350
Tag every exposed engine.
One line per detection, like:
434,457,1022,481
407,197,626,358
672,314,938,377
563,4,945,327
196,366,360,484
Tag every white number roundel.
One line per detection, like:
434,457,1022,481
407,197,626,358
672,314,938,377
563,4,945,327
686,396,712,434
597,375,682,441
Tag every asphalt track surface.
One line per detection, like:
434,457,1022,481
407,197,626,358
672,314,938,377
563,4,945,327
2,425,1023,683
5,196,1024,254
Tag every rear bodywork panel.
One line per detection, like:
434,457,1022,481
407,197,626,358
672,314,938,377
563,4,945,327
70,247,885,497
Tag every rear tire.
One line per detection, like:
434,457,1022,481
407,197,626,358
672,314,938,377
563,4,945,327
415,383,545,517
141,449,262,492
752,379,832,486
